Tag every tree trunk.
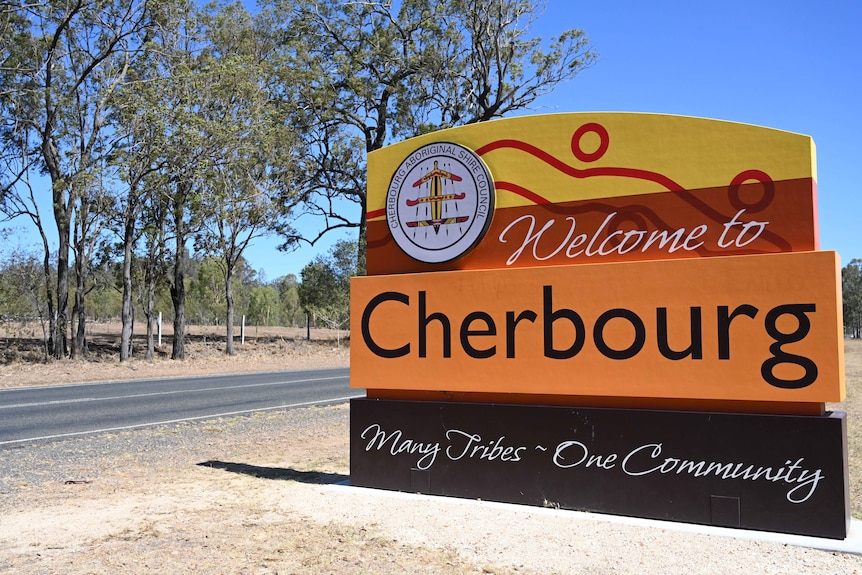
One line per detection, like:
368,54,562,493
76,288,86,357
53,213,70,359
71,297,82,358
145,266,156,360
128,305,135,358
145,309,155,360
144,284,155,360
171,249,186,360
37,222,56,360
144,226,162,361
225,264,235,356
45,135,71,359
120,215,135,361
72,215,88,359
357,194,367,276
170,180,191,361
75,301,86,357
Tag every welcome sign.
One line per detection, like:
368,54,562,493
349,113,848,538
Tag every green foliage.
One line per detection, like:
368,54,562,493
1,0,595,356
188,256,226,324
277,274,304,327
0,240,46,321
248,285,280,326
267,0,596,260
87,285,123,321
184,254,256,325
845,259,862,339
0,245,300,329
435,0,596,126
298,239,357,330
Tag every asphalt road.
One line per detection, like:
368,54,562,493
0,368,358,447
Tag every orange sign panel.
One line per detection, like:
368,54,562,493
366,113,817,275
351,251,845,404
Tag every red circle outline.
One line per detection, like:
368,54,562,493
728,169,775,213
571,123,610,163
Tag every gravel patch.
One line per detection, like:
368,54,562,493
3,340,862,573
2,403,862,574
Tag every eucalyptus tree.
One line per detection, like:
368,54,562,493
844,259,862,339
160,6,210,361
268,0,449,272
111,4,176,361
276,273,303,327
298,239,357,340
121,0,221,360
69,165,114,358
247,285,280,329
109,118,168,360
108,76,171,361
188,255,227,325
1,5,56,350
427,0,597,127
267,0,596,271
0,235,51,358
193,2,300,355
1,0,152,358
111,0,298,359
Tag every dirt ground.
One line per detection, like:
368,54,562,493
0,322,350,388
1,330,862,573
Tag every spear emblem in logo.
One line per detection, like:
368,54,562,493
406,161,468,233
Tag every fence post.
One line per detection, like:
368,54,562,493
241,315,245,346
158,312,162,347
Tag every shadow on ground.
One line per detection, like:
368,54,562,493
198,460,348,484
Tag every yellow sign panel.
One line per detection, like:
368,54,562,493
366,113,818,275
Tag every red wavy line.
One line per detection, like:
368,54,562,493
475,139,684,192
372,138,781,249
494,181,551,205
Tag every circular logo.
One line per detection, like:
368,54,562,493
386,142,495,264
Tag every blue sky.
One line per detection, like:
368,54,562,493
533,1,860,258
246,0,861,278
6,0,859,280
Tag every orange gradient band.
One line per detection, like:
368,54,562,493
351,251,844,404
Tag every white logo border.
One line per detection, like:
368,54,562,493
386,142,495,264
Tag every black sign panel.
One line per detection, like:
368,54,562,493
350,399,849,539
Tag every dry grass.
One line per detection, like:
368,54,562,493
831,338,862,517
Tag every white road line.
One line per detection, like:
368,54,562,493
0,368,349,392
0,375,347,410
0,393,364,446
